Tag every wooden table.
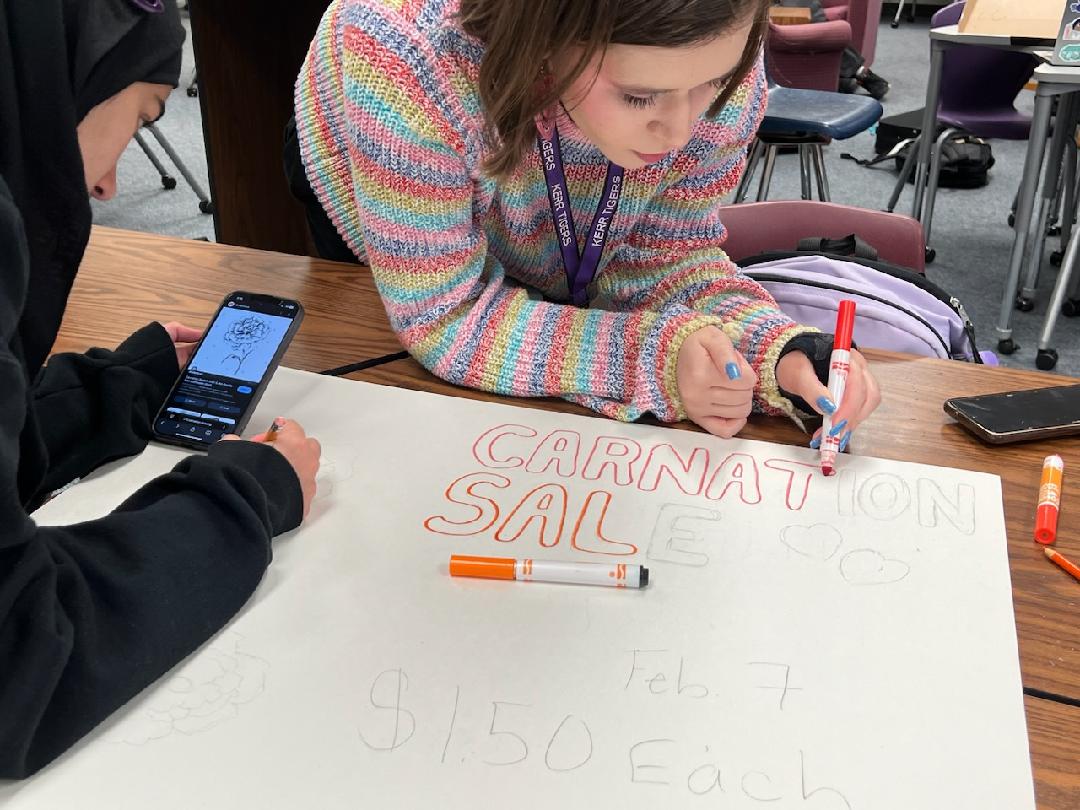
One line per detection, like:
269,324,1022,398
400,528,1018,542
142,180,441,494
53,227,403,372
767,6,813,25
51,228,1080,806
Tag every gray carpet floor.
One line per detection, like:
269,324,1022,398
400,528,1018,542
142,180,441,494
90,13,1080,378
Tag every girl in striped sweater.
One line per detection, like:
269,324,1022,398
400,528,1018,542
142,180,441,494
290,0,881,447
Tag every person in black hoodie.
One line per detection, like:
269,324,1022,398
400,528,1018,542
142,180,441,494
0,0,322,778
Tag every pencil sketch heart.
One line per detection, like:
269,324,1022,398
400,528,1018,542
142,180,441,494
839,549,911,586
779,523,843,561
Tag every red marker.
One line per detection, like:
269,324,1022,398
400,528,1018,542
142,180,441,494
820,300,857,476
1035,454,1064,544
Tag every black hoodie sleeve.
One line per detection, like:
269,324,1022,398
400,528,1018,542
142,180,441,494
0,183,304,779
30,321,180,498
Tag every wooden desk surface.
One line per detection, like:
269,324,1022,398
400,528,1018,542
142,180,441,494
1028,695,1080,807
52,227,402,372
52,228,1080,806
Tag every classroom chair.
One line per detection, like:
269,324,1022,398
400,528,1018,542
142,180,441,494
720,199,926,272
890,0,918,28
767,0,884,91
134,123,214,215
733,86,883,204
887,1,1037,262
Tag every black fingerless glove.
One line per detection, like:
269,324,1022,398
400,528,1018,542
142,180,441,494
776,332,857,416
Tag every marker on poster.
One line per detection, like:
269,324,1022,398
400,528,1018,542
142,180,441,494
820,299,856,476
448,555,649,589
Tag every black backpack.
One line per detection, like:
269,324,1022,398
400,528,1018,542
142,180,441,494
842,107,995,189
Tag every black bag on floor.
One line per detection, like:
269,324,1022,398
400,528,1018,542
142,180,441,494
842,107,995,188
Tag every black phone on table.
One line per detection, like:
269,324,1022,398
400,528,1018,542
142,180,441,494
152,291,304,450
943,384,1080,444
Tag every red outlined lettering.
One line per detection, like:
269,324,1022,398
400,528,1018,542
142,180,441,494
495,483,568,547
472,424,536,468
582,436,641,487
525,429,582,477
763,459,819,511
570,490,638,556
424,472,510,535
704,453,762,504
637,444,709,496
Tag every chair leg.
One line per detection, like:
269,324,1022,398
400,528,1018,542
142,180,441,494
756,144,778,202
1061,143,1078,251
146,123,214,214
799,145,812,200
887,138,919,213
133,132,177,190
921,127,957,249
1036,215,1080,369
1021,92,1078,306
735,140,763,204
811,145,830,202
891,0,905,27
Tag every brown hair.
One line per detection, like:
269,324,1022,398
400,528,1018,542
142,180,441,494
458,0,771,180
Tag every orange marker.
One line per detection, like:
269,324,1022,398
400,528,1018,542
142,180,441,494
1034,454,1064,544
1044,547,1080,583
448,555,649,589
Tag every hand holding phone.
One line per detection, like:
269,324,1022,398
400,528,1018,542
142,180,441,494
161,321,205,367
944,384,1080,444
153,291,304,449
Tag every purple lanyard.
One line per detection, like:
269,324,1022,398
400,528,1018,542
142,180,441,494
538,127,624,306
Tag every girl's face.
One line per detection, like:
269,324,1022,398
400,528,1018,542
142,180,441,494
76,81,172,201
553,24,753,169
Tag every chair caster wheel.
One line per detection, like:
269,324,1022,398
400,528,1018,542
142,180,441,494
199,200,214,215
924,247,936,263
161,176,177,190
1008,213,1016,228
186,87,198,98
997,338,1018,354
1063,298,1080,317
1036,349,1059,370
1048,224,1062,237
1015,296,1035,311
1051,250,1064,266
890,21,899,28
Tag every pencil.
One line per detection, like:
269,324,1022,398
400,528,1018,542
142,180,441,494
263,417,284,443
1045,547,1080,583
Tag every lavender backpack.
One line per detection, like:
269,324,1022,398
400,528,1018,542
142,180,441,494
741,254,992,363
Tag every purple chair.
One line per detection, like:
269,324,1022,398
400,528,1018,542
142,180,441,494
933,1,1037,139
888,1,1038,261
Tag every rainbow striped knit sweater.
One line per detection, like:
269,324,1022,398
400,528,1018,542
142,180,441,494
295,0,815,423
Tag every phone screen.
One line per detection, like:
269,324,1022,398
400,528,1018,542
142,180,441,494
948,384,1080,436
154,292,302,447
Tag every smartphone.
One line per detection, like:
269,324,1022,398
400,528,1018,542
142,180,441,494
943,384,1080,444
153,291,304,449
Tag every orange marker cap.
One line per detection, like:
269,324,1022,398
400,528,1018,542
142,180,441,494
449,554,516,580
1035,454,1064,545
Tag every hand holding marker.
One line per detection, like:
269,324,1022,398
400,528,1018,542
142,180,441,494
819,300,857,476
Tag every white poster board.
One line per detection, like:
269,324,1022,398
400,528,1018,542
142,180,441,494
1,369,1035,809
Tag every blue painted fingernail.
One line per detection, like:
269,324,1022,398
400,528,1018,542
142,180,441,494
828,419,848,437
816,396,837,414
725,362,741,380
840,431,852,452
809,434,821,449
